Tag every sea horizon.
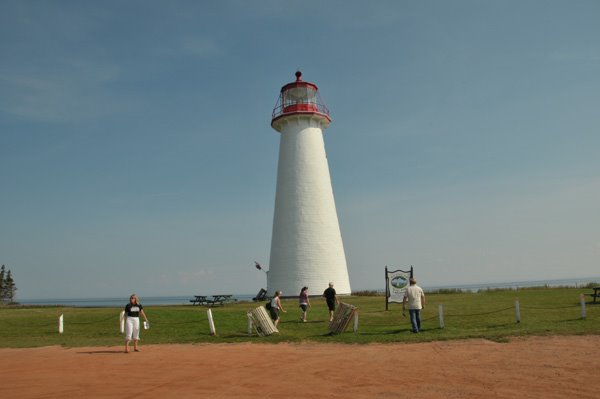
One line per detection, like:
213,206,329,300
14,276,600,307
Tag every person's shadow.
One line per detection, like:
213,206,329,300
76,350,125,355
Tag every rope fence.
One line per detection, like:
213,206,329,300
379,293,595,329
0,319,58,328
442,306,514,318
0,312,207,332
0,294,597,336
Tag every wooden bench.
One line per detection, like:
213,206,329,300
587,287,600,303
208,295,236,306
190,295,236,306
253,288,268,301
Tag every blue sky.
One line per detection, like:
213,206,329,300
1,1,599,299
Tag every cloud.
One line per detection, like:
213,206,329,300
176,269,216,285
179,37,220,57
107,192,185,206
151,36,222,58
549,49,600,62
0,61,123,123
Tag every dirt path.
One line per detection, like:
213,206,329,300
2,335,599,398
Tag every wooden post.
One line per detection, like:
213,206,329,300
353,312,359,333
580,294,587,319
247,312,253,336
207,309,216,336
515,298,521,323
438,304,445,329
385,266,389,311
119,311,125,334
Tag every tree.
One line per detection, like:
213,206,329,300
0,265,17,304
0,265,5,303
4,270,16,303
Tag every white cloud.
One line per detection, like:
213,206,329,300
176,269,216,285
150,36,222,58
549,49,600,62
0,61,123,123
179,37,220,57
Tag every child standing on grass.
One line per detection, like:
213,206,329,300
124,294,149,353
298,287,311,322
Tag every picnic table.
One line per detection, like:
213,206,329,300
190,295,237,306
209,295,236,306
588,287,600,303
189,295,208,305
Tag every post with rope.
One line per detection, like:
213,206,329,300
119,311,125,334
385,266,388,311
515,298,521,323
207,308,216,336
580,294,587,319
247,312,253,336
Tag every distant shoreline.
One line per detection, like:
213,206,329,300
424,276,600,292
14,276,600,307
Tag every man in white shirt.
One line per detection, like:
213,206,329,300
402,277,425,333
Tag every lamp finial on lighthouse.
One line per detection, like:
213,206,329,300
267,71,351,296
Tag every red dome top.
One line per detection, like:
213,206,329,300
279,70,319,94
271,71,331,131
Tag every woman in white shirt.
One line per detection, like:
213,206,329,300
269,290,286,327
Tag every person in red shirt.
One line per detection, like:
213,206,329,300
298,286,311,322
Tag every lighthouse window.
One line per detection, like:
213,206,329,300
306,88,317,103
283,86,318,106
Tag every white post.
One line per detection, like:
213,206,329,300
247,313,253,336
120,311,125,334
438,304,445,329
515,298,521,323
580,294,587,319
353,312,359,333
207,309,216,336
58,314,64,334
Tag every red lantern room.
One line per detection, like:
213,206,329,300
271,70,331,132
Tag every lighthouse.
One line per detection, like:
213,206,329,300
267,71,351,296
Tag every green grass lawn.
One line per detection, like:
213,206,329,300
1,287,598,348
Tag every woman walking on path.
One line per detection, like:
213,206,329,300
270,290,286,327
124,294,149,353
298,287,311,322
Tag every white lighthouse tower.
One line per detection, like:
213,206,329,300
267,71,351,296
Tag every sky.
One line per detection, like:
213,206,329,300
1,1,599,300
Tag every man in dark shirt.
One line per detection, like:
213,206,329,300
323,282,339,322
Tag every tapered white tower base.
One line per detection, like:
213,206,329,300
267,72,351,296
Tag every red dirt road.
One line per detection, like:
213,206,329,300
2,336,599,398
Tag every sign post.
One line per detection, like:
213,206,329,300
385,266,413,311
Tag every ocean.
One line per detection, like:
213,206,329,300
16,277,600,307
17,294,257,308
424,276,600,292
